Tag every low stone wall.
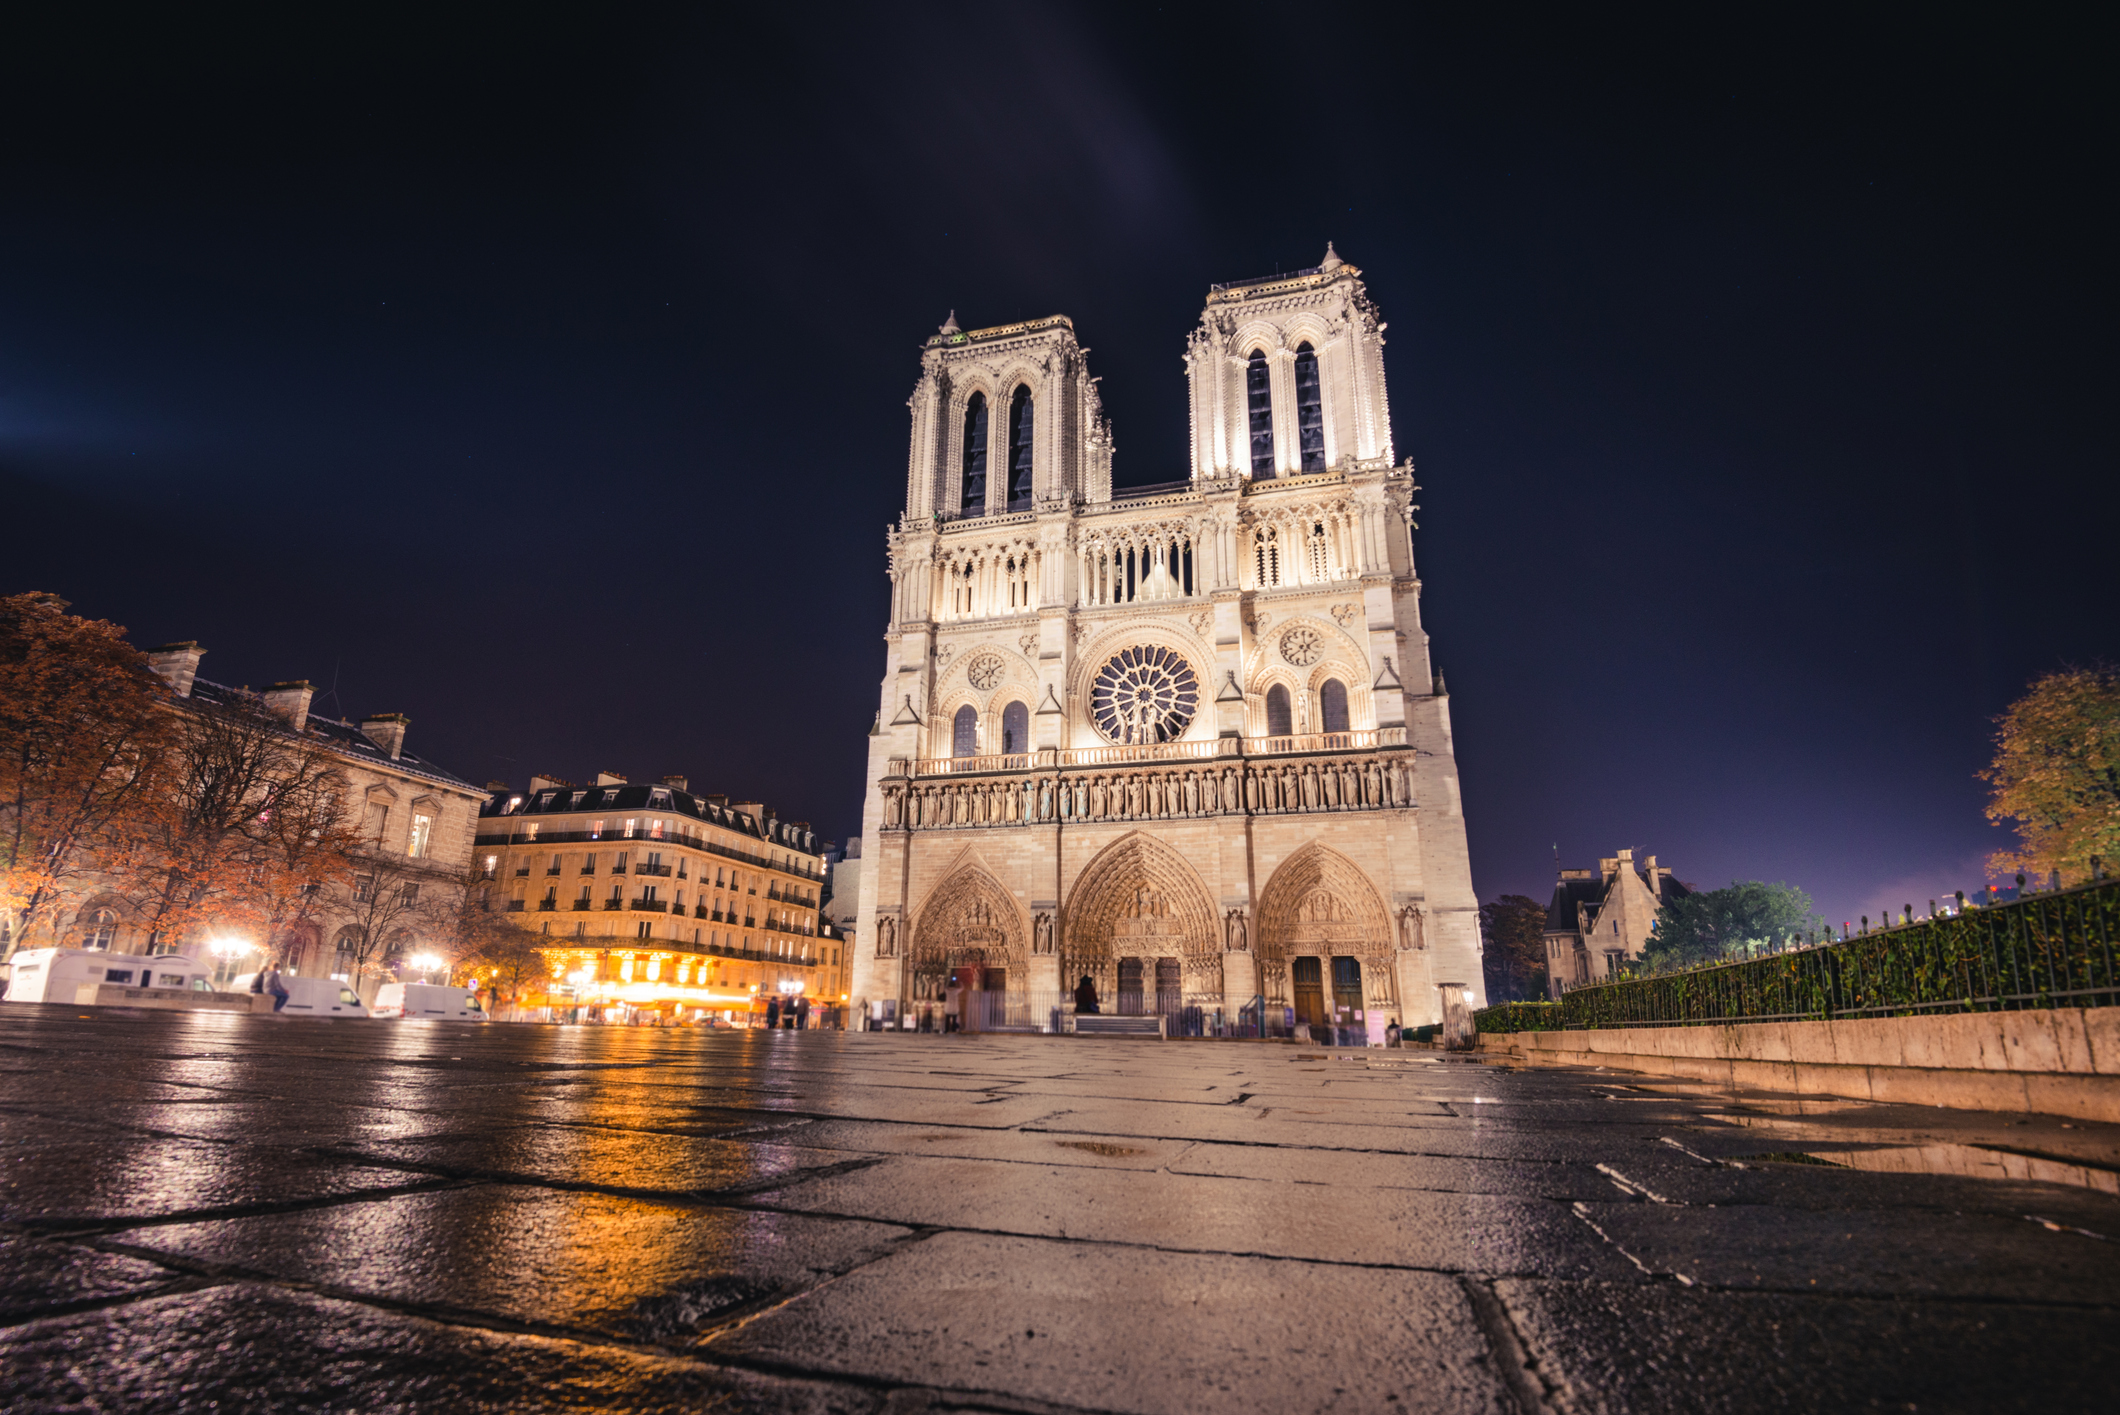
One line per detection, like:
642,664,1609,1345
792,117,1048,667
1476,1007,2120,1123
72,984,266,1014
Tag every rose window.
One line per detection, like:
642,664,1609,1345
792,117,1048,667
1279,626,1322,667
1089,647,1199,744
966,653,1005,691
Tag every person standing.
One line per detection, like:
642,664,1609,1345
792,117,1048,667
1073,974,1099,1015
765,995,781,1030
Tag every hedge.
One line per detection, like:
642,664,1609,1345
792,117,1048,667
1473,877,2119,1032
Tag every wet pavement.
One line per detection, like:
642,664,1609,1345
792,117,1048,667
1,1006,2116,1414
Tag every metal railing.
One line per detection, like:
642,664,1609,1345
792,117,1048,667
1518,878,2119,1030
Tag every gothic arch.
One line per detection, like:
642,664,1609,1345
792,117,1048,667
909,854,1028,999
1254,842,1395,1010
1061,831,1220,1003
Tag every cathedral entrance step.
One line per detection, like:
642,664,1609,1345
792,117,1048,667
1071,1015,1167,1038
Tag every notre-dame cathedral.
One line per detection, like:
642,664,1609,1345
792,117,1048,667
851,247,1481,1037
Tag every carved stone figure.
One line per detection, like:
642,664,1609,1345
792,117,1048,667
1225,908,1249,952
1033,913,1054,955
1397,905,1425,952
877,915,898,957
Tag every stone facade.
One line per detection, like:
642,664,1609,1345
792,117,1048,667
852,250,1482,1033
475,776,838,1019
1542,847,1689,996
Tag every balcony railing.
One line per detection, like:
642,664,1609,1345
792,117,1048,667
904,727,1406,777
545,867,561,876
634,862,672,876
602,900,624,911
468,830,823,880
631,899,668,913
505,900,525,912
571,900,593,910
538,900,557,911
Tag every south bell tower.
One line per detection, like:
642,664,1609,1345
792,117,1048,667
853,248,1481,1037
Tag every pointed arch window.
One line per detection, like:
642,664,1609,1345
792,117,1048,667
952,704,978,757
1000,700,1029,755
961,393,989,515
1246,350,1275,479
1294,342,1324,471
1319,678,1349,733
1007,385,1035,510
1265,683,1293,737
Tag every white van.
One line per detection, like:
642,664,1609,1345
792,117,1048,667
371,981,486,1020
4,948,213,1004
232,973,370,1019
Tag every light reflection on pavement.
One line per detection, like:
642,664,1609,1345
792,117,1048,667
0,1005,2114,1413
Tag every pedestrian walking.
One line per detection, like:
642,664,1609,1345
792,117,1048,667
1385,1017,1402,1048
765,996,781,1030
795,995,810,1030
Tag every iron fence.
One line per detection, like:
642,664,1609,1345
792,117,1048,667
1486,878,2119,1031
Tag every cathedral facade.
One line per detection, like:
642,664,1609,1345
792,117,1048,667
851,247,1482,1036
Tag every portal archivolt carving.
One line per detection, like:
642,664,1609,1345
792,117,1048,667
909,864,1026,997
1254,843,1395,1009
1061,831,1220,1002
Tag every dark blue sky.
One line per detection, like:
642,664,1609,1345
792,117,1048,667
3,3,2113,925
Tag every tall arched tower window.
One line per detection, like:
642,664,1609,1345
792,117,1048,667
1246,350,1275,479
1319,678,1349,733
1001,700,1029,754
952,704,978,757
1007,385,1034,510
961,393,989,515
1265,683,1292,737
1294,342,1324,472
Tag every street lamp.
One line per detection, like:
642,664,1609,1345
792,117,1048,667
208,937,256,987
409,953,446,983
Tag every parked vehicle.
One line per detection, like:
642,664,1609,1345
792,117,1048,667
371,981,486,1020
231,973,370,1019
3,948,213,1004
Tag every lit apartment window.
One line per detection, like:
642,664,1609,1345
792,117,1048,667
649,818,665,840
482,855,498,879
589,820,605,839
407,813,434,858
624,818,638,838
523,822,539,842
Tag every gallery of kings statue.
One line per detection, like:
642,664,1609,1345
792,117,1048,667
850,247,1483,1038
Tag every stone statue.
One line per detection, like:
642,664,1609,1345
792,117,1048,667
1224,909,1249,952
1396,905,1425,952
878,915,898,957
1033,913,1054,955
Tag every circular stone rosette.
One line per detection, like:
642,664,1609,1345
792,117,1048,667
1089,646,1199,744
966,653,1005,691
1279,626,1323,667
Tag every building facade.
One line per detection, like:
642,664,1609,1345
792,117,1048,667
851,249,1482,1035
6,641,487,1000
474,775,839,1021
1542,847,1689,996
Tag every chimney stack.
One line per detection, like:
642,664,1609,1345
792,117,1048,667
594,770,628,786
529,774,575,793
146,642,206,698
359,713,409,760
659,774,689,792
262,681,314,733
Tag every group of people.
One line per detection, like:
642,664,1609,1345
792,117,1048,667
762,993,811,1029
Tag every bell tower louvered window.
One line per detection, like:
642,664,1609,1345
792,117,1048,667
1265,683,1293,737
1246,350,1275,479
1007,385,1034,510
961,393,988,515
1294,342,1324,472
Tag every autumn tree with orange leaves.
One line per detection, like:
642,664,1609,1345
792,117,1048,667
0,593,178,956
1983,665,2120,886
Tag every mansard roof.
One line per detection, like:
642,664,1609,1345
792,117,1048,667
183,678,477,791
477,781,819,856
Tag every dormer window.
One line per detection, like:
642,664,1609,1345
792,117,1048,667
649,787,671,807
1294,342,1324,472
961,392,988,514
1246,350,1274,478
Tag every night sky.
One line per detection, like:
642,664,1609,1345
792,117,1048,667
3,5,2113,926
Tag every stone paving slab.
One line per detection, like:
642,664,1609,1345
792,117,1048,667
0,1283,871,1414
1,1008,2115,1413
712,1230,1515,1415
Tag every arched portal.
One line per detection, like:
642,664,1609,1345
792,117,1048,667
1255,843,1395,1039
1062,832,1220,1027
910,864,1027,1029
